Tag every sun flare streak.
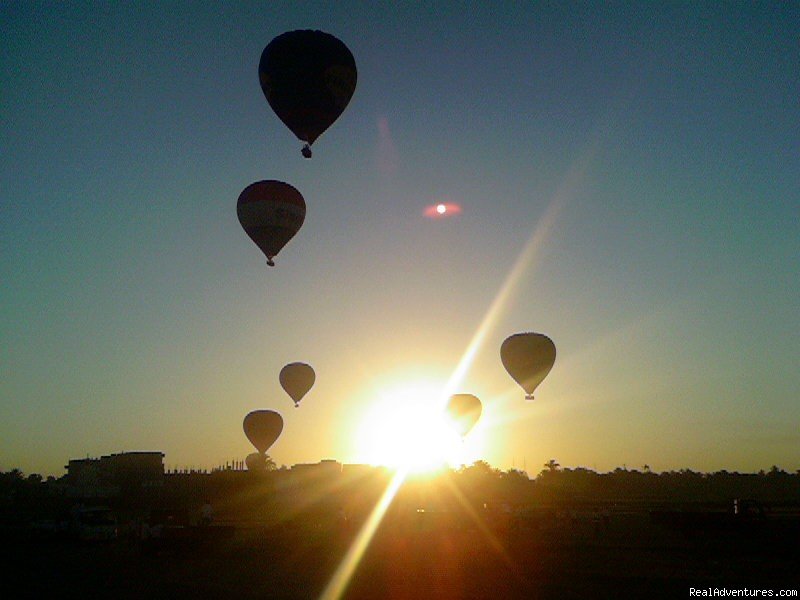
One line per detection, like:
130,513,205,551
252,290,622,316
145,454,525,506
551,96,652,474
439,197,564,404
438,140,599,404
440,474,517,569
323,195,565,600
325,140,599,600
319,468,407,600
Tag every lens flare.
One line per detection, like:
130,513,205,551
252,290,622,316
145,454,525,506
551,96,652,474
424,202,462,218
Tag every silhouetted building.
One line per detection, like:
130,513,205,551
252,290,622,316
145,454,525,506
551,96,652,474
284,459,341,491
65,458,115,498
291,459,341,476
64,451,164,498
341,463,378,479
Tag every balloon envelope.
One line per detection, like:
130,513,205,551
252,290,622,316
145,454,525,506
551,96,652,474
237,180,305,265
243,410,284,453
245,452,267,471
280,362,315,407
501,333,556,400
259,30,357,153
445,394,482,438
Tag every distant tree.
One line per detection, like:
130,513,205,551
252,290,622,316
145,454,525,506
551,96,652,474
505,468,528,480
543,459,560,473
467,460,498,475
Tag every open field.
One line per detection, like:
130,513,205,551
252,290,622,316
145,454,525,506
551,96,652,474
4,512,798,599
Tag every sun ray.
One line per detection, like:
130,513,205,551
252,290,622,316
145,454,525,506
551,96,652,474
266,464,375,528
439,472,520,572
434,131,603,412
438,193,564,406
319,197,563,598
322,135,603,600
319,468,407,600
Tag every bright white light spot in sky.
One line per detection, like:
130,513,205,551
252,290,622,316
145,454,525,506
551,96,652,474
355,382,477,472
423,202,463,218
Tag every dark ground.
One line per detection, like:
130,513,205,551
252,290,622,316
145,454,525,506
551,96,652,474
3,512,798,599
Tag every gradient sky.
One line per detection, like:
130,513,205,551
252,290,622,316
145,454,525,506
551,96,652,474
2,2,798,476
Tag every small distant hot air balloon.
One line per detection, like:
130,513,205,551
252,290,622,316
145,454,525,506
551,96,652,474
280,362,315,408
237,180,305,266
243,410,284,453
501,332,556,401
245,452,267,471
259,30,357,158
445,394,482,438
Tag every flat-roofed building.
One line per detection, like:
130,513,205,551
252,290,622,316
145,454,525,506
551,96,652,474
64,451,164,498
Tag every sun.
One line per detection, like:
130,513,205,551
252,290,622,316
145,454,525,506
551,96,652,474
436,203,446,214
355,382,483,473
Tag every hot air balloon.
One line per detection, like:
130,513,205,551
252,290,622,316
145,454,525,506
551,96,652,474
243,410,284,453
501,332,556,401
245,452,267,471
280,362,315,408
259,30,357,158
237,180,305,266
445,394,482,438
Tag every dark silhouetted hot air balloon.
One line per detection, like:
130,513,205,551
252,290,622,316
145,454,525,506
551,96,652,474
245,452,267,471
243,410,283,453
280,362,315,407
445,394,482,438
237,180,305,266
501,333,556,401
259,30,357,158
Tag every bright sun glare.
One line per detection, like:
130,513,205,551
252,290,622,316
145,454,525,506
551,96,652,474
356,382,483,473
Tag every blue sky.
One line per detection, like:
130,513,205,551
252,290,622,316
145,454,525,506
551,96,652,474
2,2,798,475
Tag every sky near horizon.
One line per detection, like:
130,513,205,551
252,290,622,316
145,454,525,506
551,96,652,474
2,2,798,476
